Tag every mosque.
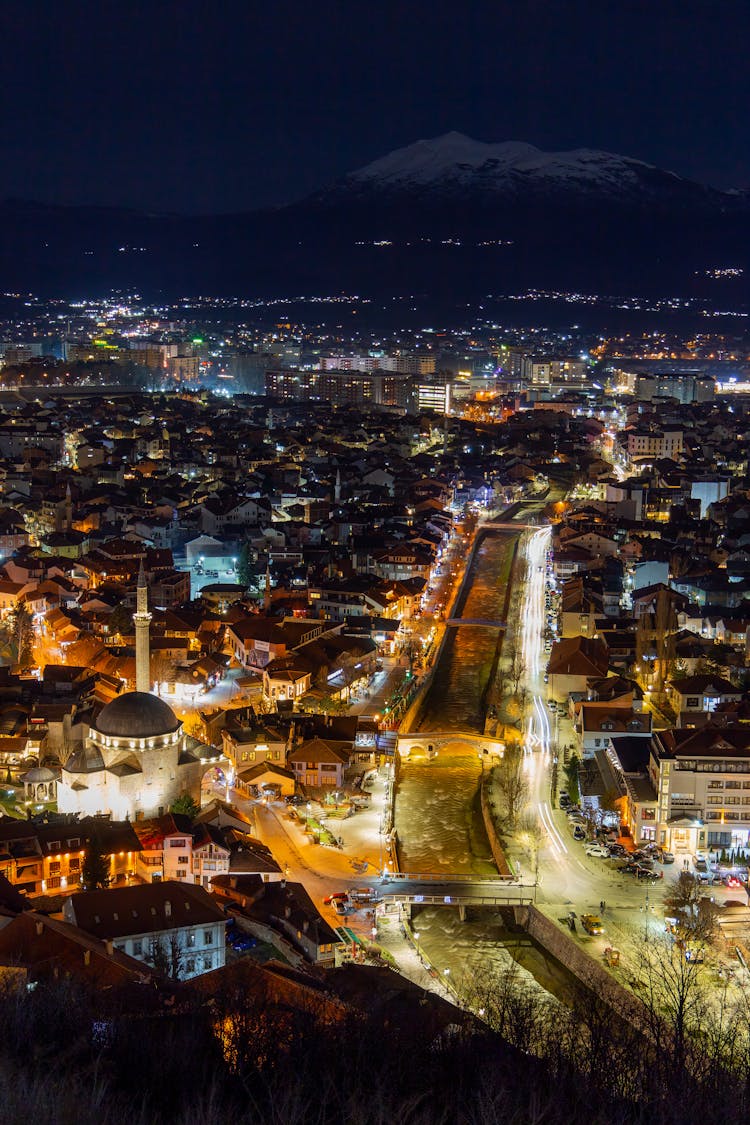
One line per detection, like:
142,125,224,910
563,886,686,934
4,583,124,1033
57,564,220,821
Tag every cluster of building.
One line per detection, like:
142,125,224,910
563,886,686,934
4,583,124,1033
543,383,750,859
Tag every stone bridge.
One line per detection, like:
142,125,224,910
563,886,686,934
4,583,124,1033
396,730,505,759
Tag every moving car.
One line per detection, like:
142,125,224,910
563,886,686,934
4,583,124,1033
724,874,742,888
333,900,349,916
581,914,605,935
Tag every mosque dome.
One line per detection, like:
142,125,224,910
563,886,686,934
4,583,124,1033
64,743,106,774
93,691,181,740
21,766,58,783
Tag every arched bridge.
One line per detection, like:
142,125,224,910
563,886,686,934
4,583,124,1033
397,731,505,759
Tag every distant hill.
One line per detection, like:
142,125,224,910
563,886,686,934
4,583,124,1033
0,134,748,306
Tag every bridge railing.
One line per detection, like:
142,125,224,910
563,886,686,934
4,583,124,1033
382,871,518,884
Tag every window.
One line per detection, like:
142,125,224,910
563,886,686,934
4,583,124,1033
49,861,60,875
186,932,196,947
178,855,189,865
132,939,143,956
686,698,700,709
69,857,80,871
203,930,213,946
202,954,212,971
186,959,195,974
169,839,187,848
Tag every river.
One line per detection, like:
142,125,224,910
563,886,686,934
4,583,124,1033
393,525,575,1003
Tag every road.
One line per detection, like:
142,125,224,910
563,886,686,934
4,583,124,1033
513,526,745,966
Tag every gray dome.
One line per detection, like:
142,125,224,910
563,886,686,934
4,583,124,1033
93,691,181,739
64,743,106,774
22,766,57,783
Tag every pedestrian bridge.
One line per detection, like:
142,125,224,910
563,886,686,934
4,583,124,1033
397,731,505,759
379,872,535,910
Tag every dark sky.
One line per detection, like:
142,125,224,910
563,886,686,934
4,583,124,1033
2,1,749,213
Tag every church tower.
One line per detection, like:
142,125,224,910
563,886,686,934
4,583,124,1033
134,559,152,693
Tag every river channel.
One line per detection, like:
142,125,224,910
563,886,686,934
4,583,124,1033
393,527,575,1003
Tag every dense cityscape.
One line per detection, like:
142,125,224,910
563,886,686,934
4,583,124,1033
0,295,749,1118
3,4,750,1123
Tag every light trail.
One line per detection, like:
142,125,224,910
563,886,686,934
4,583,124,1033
516,527,570,858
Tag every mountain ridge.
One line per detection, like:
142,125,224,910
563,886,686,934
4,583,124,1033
0,134,747,305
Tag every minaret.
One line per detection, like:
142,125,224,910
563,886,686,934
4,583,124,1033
263,560,272,612
134,559,152,693
64,483,72,531
334,467,341,504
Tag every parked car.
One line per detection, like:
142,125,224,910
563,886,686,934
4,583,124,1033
658,850,675,864
285,794,305,805
607,843,627,857
581,914,605,935
724,874,743,888
232,935,257,953
572,825,586,841
693,856,708,873
323,892,349,906
585,844,610,858
637,867,662,882
333,900,349,916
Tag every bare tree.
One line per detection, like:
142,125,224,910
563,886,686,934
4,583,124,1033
492,746,529,831
509,651,526,695
664,871,720,944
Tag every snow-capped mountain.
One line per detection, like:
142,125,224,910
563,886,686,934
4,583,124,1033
0,132,746,302
317,131,740,210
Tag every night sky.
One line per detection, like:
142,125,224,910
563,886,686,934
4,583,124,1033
2,1,748,214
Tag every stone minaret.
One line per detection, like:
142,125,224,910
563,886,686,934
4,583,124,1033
334,467,341,504
134,559,152,693
263,560,272,612
64,483,73,531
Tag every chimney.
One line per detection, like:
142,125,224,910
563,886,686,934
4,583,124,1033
165,899,172,918
105,940,114,956
302,919,309,933
284,906,291,919
83,950,91,966
35,920,44,936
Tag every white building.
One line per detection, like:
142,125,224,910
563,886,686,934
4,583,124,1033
56,567,221,820
651,726,750,854
63,881,226,979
